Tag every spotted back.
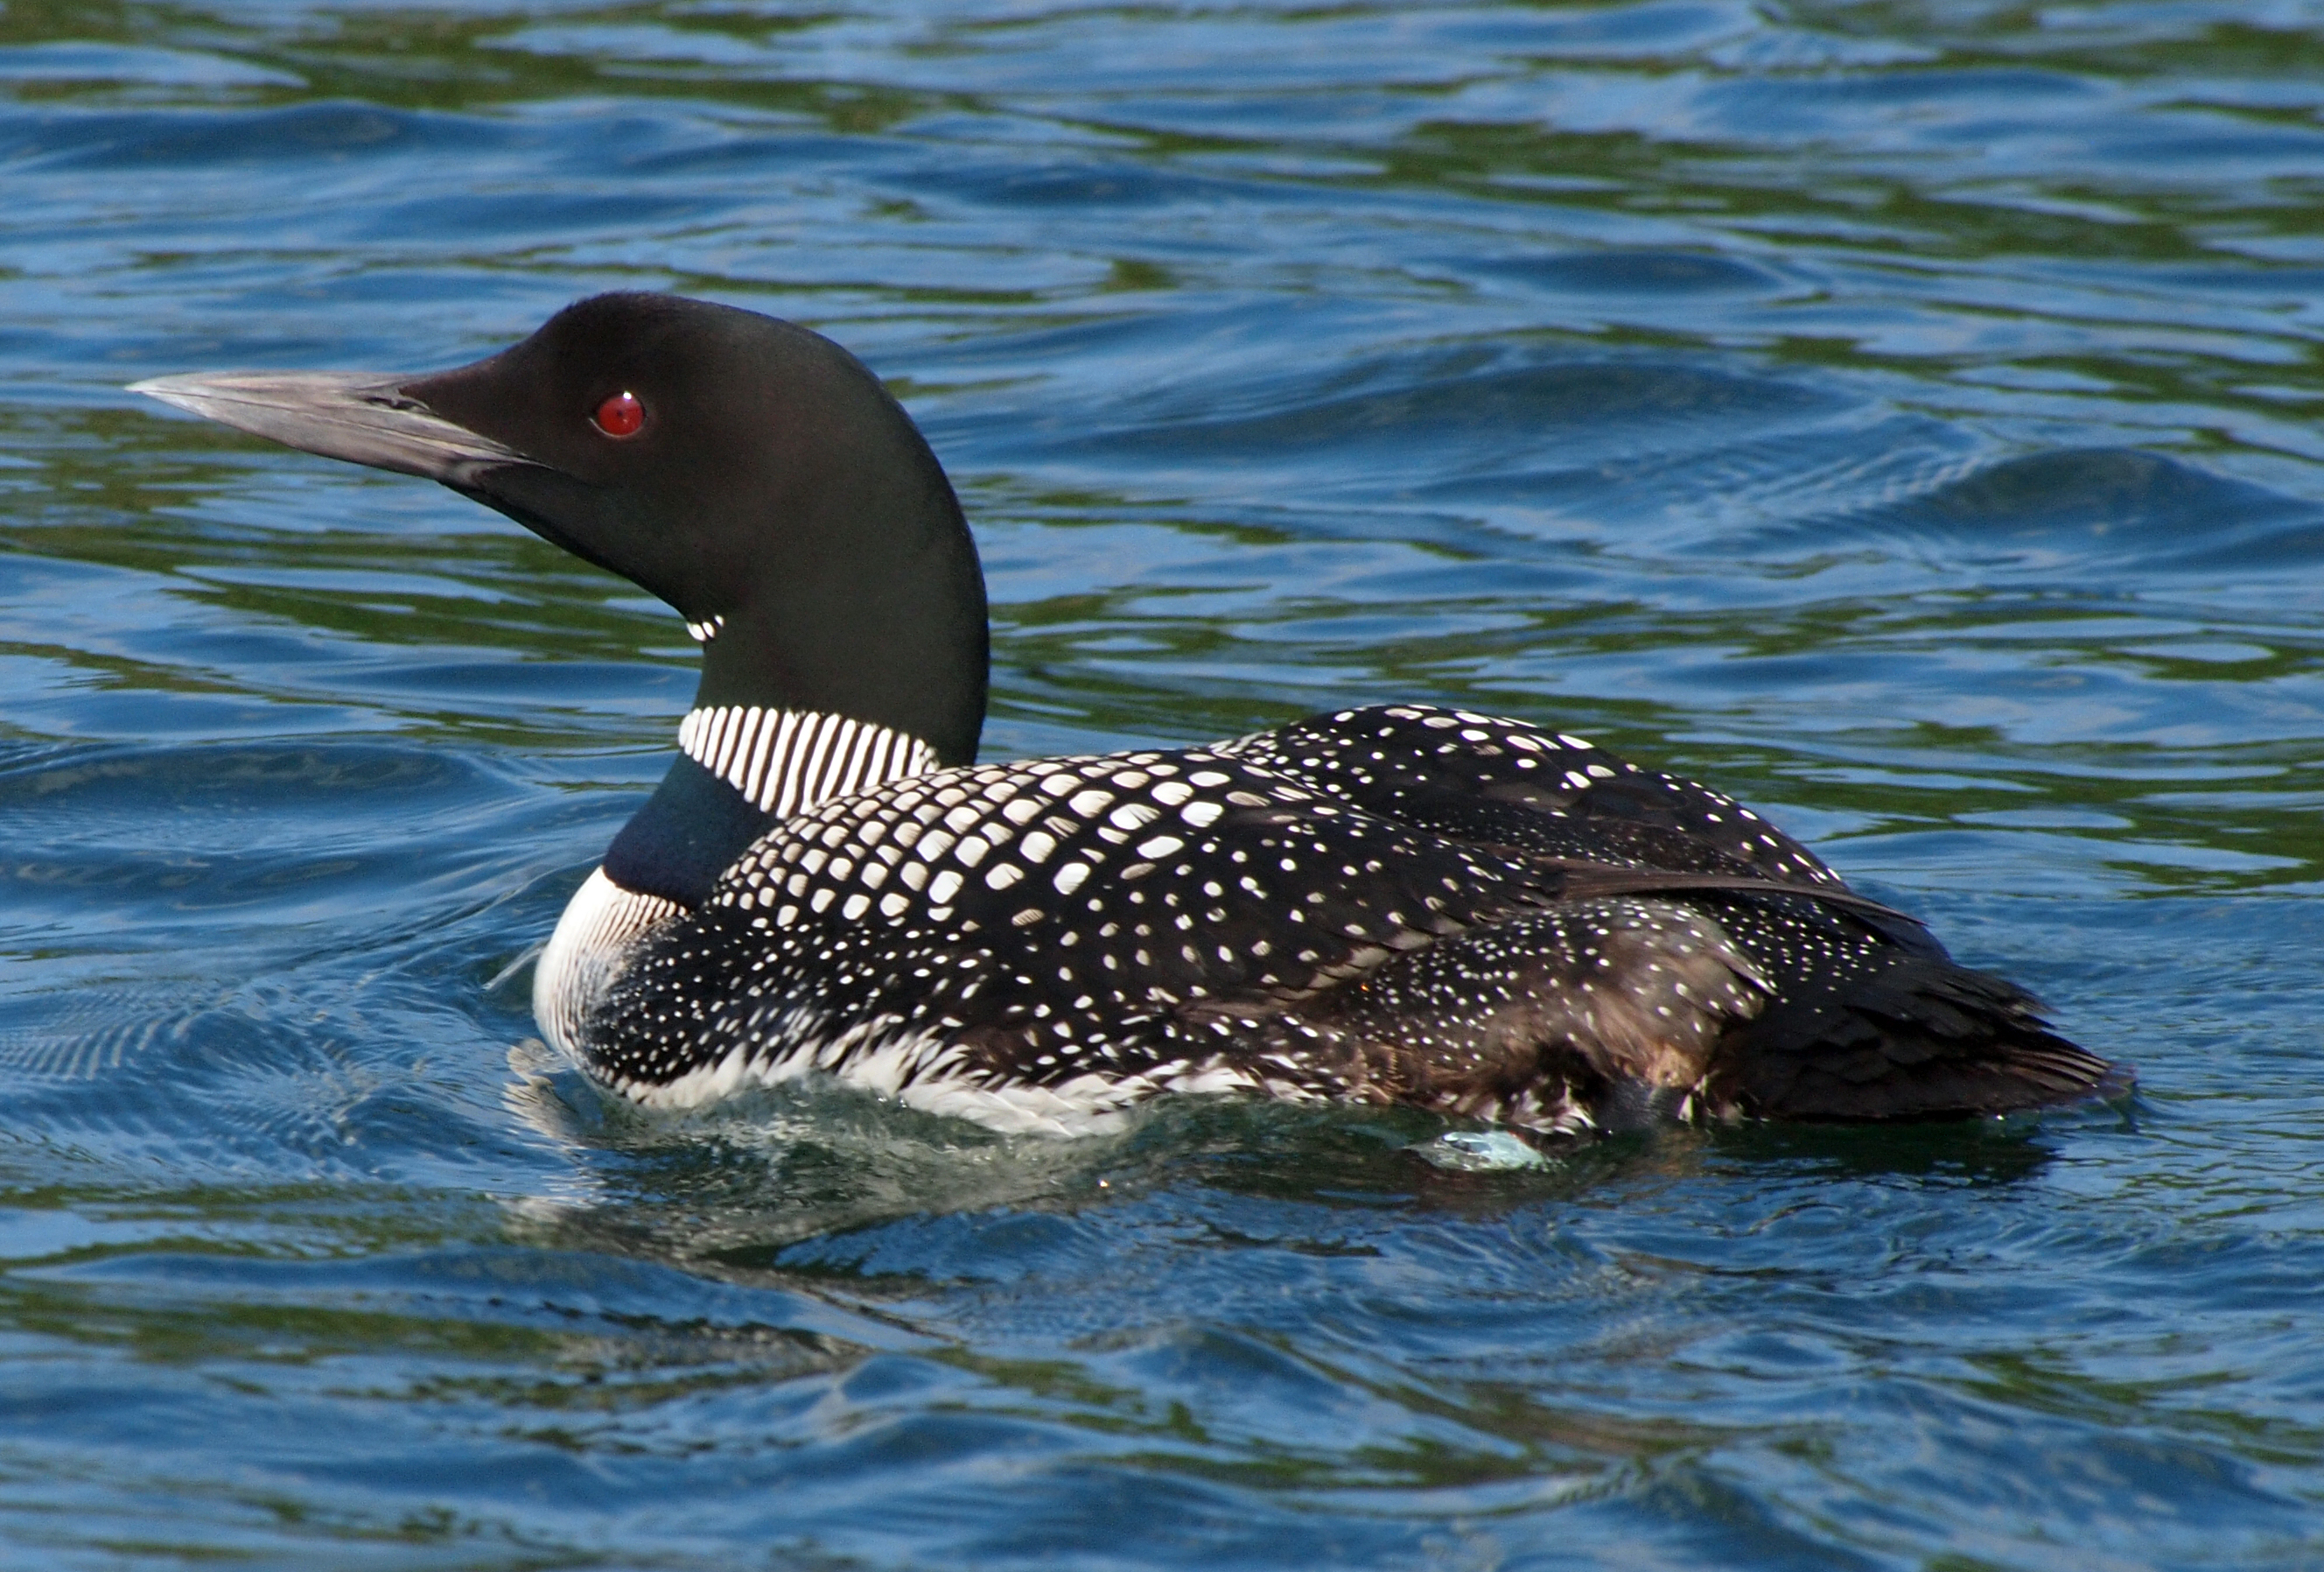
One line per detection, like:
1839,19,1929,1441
1218,705,1845,888
584,741,1578,1104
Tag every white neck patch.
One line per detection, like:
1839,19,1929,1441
678,705,942,818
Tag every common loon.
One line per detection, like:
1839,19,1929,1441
133,292,2120,1138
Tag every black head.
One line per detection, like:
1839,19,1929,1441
136,293,989,764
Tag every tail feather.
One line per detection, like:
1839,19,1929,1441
1723,953,2123,1121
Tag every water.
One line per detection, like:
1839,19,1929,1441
4,2,2323,1566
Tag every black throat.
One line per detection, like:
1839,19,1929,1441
599,703,947,908
601,753,775,909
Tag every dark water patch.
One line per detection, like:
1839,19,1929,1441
1754,448,2324,580
2,101,516,171
908,158,1223,211
624,126,914,180
1068,353,1844,492
1474,249,1791,297
347,187,714,245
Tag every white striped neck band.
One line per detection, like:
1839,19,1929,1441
677,705,942,818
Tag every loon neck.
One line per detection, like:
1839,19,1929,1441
681,489,991,771
600,705,942,909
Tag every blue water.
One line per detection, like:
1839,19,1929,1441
5,3,2324,1567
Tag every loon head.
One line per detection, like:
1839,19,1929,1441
132,292,989,766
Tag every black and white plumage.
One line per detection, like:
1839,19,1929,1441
132,293,2123,1138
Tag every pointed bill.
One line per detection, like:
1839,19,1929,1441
129,370,541,486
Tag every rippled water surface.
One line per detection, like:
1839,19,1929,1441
6,2,2324,1566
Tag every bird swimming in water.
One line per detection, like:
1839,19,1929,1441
132,293,2122,1139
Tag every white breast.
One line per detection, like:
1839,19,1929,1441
532,867,686,1059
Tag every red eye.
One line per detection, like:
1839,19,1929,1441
592,390,646,438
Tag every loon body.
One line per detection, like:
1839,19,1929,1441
134,293,2120,1137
